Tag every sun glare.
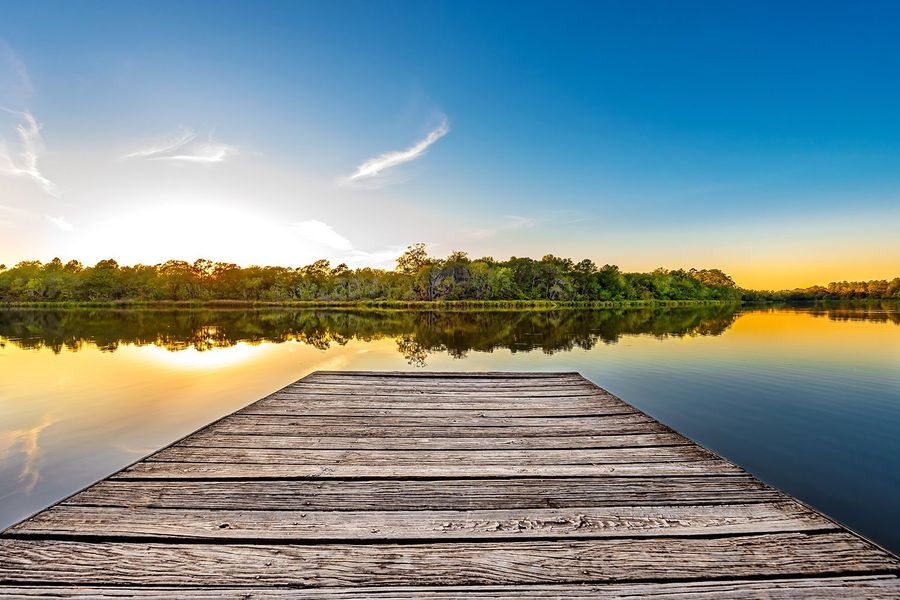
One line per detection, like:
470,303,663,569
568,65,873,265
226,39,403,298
133,341,270,371
73,204,334,267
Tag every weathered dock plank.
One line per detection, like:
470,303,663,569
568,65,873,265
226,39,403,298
239,403,636,417
7,502,834,541
263,392,622,403
201,416,672,437
146,445,714,464
113,459,743,479
1,534,895,585
1,370,898,597
217,413,655,427
61,475,789,510
180,431,690,449
2,577,899,598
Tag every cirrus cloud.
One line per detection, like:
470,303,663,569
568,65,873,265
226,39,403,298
0,41,33,102
345,116,449,187
45,215,75,232
291,220,353,251
468,215,536,239
122,127,237,163
0,107,56,196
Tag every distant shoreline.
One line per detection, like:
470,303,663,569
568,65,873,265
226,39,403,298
1,299,742,309
3,252,896,304
1,298,893,310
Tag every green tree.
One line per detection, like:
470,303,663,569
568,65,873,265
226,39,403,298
396,243,430,275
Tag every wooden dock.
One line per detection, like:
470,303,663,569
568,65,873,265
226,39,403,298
2,371,899,597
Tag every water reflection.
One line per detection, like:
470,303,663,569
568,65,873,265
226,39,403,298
0,304,898,554
0,305,743,355
806,305,900,324
2,304,896,365
0,413,53,494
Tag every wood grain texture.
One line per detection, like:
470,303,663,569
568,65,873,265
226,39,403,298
266,391,620,403
302,372,587,383
219,413,653,427
1,534,896,586
62,476,788,510
294,379,597,390
274,388,609,397
253,394,621,406
146,445,714,465
178,431,690,449
3,577,900,598
202,417,671,438
8,502,834,541
2,370,898,596
306,370,584,375
239,402,635,417
115,459,743,479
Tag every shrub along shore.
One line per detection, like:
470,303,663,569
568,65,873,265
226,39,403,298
1,299,741,309
1,244,897,304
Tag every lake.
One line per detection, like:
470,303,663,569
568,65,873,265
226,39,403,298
1,304,898,553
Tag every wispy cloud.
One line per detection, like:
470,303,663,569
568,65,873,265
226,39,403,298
161,140,235,163
74,204,398,269
0,204,30,217
0,412,55,496
0,203,30,229
469,215,536,239
123,128,237,163
291,220,353,251
46,215,75,232
122,127,196,159
341,247,405,269
346,116,449,186
291,220,399,267
0,41,33,101
0,107,56,195
564,216,596,225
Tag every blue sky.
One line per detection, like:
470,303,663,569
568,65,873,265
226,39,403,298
1,0,898,287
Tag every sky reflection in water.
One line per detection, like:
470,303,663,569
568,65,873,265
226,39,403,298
0,305,898,551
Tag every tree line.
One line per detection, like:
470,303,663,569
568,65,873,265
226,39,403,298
0,305,742,361
0,243,896,303
742,279,900,301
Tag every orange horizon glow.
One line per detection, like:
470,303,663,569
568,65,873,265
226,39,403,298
2,202,898,292
1,251,897,292
712,263,900,291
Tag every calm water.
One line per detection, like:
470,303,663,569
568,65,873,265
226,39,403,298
1,305,899,551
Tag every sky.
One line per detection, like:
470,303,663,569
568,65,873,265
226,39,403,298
0,0,898,289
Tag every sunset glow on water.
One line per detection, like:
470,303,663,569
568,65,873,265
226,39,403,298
1,305,898,551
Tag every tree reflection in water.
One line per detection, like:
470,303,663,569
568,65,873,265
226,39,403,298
0,304,895,365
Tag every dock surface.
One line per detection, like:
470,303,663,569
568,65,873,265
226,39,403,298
2,371,899,597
